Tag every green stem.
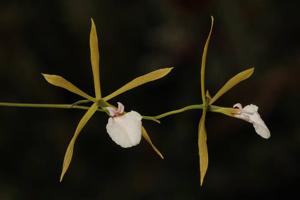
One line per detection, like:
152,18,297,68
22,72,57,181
0,102,105,112
143,104,236,121
0,101,235,121
144,104,204,120
71,99,92,106
142,116,161,123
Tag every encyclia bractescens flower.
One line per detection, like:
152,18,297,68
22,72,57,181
233,103,271,139
41,18,171,181
192,16,270,186
106,102,142,148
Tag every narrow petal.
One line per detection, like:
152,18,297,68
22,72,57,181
60,102,98,181
142,126,164,159
42,73,95,101
198,108,208,186
200,16,214,103
103,67,173,101
90,18,101,99
210,68,254,104
106,111,142,148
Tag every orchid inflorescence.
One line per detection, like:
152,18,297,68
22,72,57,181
0,16,270,186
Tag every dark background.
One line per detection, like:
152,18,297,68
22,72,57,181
0,0,299,199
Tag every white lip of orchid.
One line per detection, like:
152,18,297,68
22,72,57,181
106,102,142,148
233,103,271,139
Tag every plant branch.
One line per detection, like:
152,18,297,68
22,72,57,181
143,104,204,120
0,102,105,112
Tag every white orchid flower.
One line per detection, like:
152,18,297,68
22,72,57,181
106,102,142,148
233,103,270,139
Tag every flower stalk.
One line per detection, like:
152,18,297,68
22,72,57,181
0,102,97,111
0,102,237,120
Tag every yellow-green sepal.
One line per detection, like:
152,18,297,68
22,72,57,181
209,105,239,117
142,126,164,159
103,67,173,101
198,107,208,186
200,16,214,103
210,68,254,104
60,102,98,181
90,18,101,99
42,74,95,102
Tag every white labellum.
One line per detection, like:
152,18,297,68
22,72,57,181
233,103,271,139
106,102,142,148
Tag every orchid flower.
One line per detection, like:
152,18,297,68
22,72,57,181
42,18,171,181
195,16,270,186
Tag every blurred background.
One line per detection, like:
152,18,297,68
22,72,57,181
0,0,299,199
